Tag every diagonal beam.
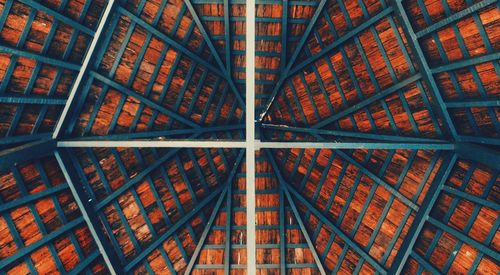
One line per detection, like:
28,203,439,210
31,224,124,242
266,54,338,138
388,152,457,274
392,0,457,140
415,0,497,38
455,142,500,168
91,72,201,129
55,148,123,274
288,6,394,77
182,0,246,109
18,0,94,35
265,150,326,274
69,124,245,141
256,141,455,150
430,52,500,74
261,123,450,143
265,149,381,273
445,98,500,108
124,149,244,272
185,186,228,273
118,7,224,77
257,0,329,121
334,150,419,211
0,45,80,71
53,0,118,138
312,74,421,128
0,139,56,171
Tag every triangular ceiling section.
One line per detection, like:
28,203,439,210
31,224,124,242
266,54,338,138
65,0,245,140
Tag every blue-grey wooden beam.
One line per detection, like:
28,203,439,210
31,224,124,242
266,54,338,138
388,152,457,274
256,141,454,150
118,6,244,109
312,73,421,129
393,0,457,140
279,188,286,275
90,71,201,129
224,0,231,74
0,216,85,271
257,0,328,121
71,124,245,140
55,148,124,274
183,0,245,109
455,142,500,168
415,0,497,38
117,7,223,77
125,149,244,272
288,6,393,77
445,98,500,108
280,0,288,72
0,133,52,146
456,135,500,146
427,217,500,260
0,139,56,171
265,149,387,273
0,183,68,214
53,0,118,138
18,0,94,35
261,123,450,143
224,180,233,275
185,185,228,273
442,185,499,211
0,45,80,71
431,52,500,74
0,95,67,105
265,149,327,275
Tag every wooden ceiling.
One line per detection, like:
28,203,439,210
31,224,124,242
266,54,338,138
0,0,499,274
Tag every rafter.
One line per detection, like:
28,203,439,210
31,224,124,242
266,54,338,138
261,123,450,143
392,0,458,140
265,149,385,274
257,0,329,121
53,0,118,138
388,152,457,274
55,148,124,274
185,186,228,273
124,149,244,272
415,0,497,38
0,45,80,71
183,0,245,109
